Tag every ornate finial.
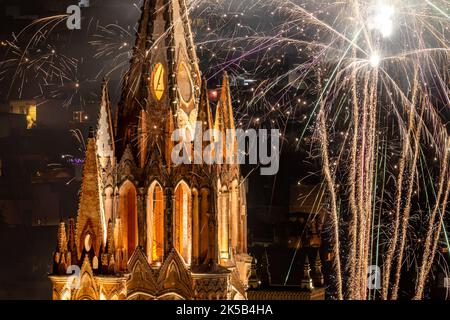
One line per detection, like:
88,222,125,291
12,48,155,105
57,220,67,252
198,76,214,158
312,250,324,287
75,136,103,258
300,255,314,290
247,256,261,289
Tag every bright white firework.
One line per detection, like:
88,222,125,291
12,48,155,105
368,1,395,38
369,52,381,67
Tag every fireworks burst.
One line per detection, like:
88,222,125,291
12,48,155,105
258,0,450,299
0,14,77,99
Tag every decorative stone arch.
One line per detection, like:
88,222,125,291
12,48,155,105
118,180,138,259
118,144,137,180
127,247,158,297
74,260,99,300
146,180,165,264
157,249,194,299
104,170,114,188
157,292,186,300
173,180,192,264
127,292,156,300
79,219,99,257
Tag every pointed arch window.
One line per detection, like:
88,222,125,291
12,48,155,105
146,181,164,263
174,181,192,264
118,181,138,255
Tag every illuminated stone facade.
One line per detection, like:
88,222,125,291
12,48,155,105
49,0,251,300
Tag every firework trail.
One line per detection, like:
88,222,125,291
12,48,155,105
317,70,343,300
381,67,420,299
414,137,450,299
0,14,74,98
258,0,450,299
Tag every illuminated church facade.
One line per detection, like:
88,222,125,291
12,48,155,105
49,0,251,300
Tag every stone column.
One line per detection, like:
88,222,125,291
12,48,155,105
164,187,174,258
231,185,239,253
192,190,199,265
199,188,210,262
137,187,146,249
218,190,229,261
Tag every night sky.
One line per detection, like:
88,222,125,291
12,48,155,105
0,0,449,300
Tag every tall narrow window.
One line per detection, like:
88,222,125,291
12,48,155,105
119,181,138,256
147,181,164,263
174,181,192,263
218,184,229,261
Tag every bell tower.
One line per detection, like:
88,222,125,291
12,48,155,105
116,0,201,159
49,0,251,300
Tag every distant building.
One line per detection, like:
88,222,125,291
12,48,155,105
10,99,37,129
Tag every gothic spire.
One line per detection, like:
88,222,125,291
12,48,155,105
214,72,238,165
214,85,226,133
198,78,213,132
300,255,314,290
195,78,213,164
214,88,226,164
96,79,115,168
312,250,324,287
116,0,201,157
219,72,235,131
75,137,103,259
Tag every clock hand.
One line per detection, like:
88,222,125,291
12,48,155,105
156,67,163,91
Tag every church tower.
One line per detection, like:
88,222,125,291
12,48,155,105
49,0,251,300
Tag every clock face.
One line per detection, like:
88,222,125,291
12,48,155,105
152,63,165,101
177,62,193,103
